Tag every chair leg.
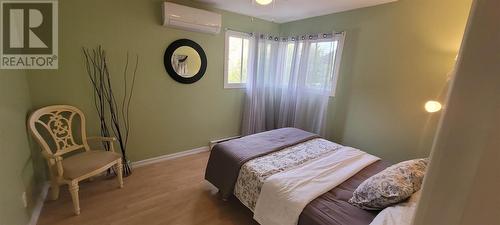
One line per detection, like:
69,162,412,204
116,160,124,188
69,181,80,215
49,178,60,200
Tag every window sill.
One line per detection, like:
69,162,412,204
224,84,246,89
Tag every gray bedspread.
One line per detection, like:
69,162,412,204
204,127,319,198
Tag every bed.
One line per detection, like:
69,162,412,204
205,128,390,225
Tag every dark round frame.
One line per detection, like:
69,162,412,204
163,39,207,84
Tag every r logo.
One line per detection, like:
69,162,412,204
1,1,58,69
2,2,52,54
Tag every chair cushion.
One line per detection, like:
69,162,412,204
62,150,121,179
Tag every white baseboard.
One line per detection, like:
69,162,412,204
209,136,240,150
28,182,50,225
131,146,210,168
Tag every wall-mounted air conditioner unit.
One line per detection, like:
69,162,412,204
162,2,222,34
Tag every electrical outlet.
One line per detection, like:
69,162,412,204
22,192,28,208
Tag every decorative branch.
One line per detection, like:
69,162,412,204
82,46,138,177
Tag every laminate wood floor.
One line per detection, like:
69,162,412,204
37,151,258,225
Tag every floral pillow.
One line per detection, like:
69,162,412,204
349,158,428,210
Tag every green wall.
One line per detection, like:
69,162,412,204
280,0,472,162
27,0,279,162
25,0,472,164
0,70,44,225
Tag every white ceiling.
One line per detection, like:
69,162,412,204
196,0,398,23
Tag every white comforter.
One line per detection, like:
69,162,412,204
253,147,380,225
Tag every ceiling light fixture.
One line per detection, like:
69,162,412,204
255,0,273,6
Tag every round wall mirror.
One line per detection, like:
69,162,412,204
164,39,207,84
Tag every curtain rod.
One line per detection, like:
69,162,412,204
225,27,253,35
225,27,344,35
225,28,345,39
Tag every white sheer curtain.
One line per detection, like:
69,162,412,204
242,32,345,136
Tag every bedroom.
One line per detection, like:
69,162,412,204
1,0,498,225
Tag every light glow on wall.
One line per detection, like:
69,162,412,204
425,101,442,113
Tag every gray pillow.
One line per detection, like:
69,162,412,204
349,158,428,210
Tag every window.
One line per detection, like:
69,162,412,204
224,30,252,89
224,31,345,94
305,41,337,91
304,33,345,96
280,42,297,86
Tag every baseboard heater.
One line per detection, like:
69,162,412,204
209,136,241,150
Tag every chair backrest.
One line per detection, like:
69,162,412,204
28,105,90,158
